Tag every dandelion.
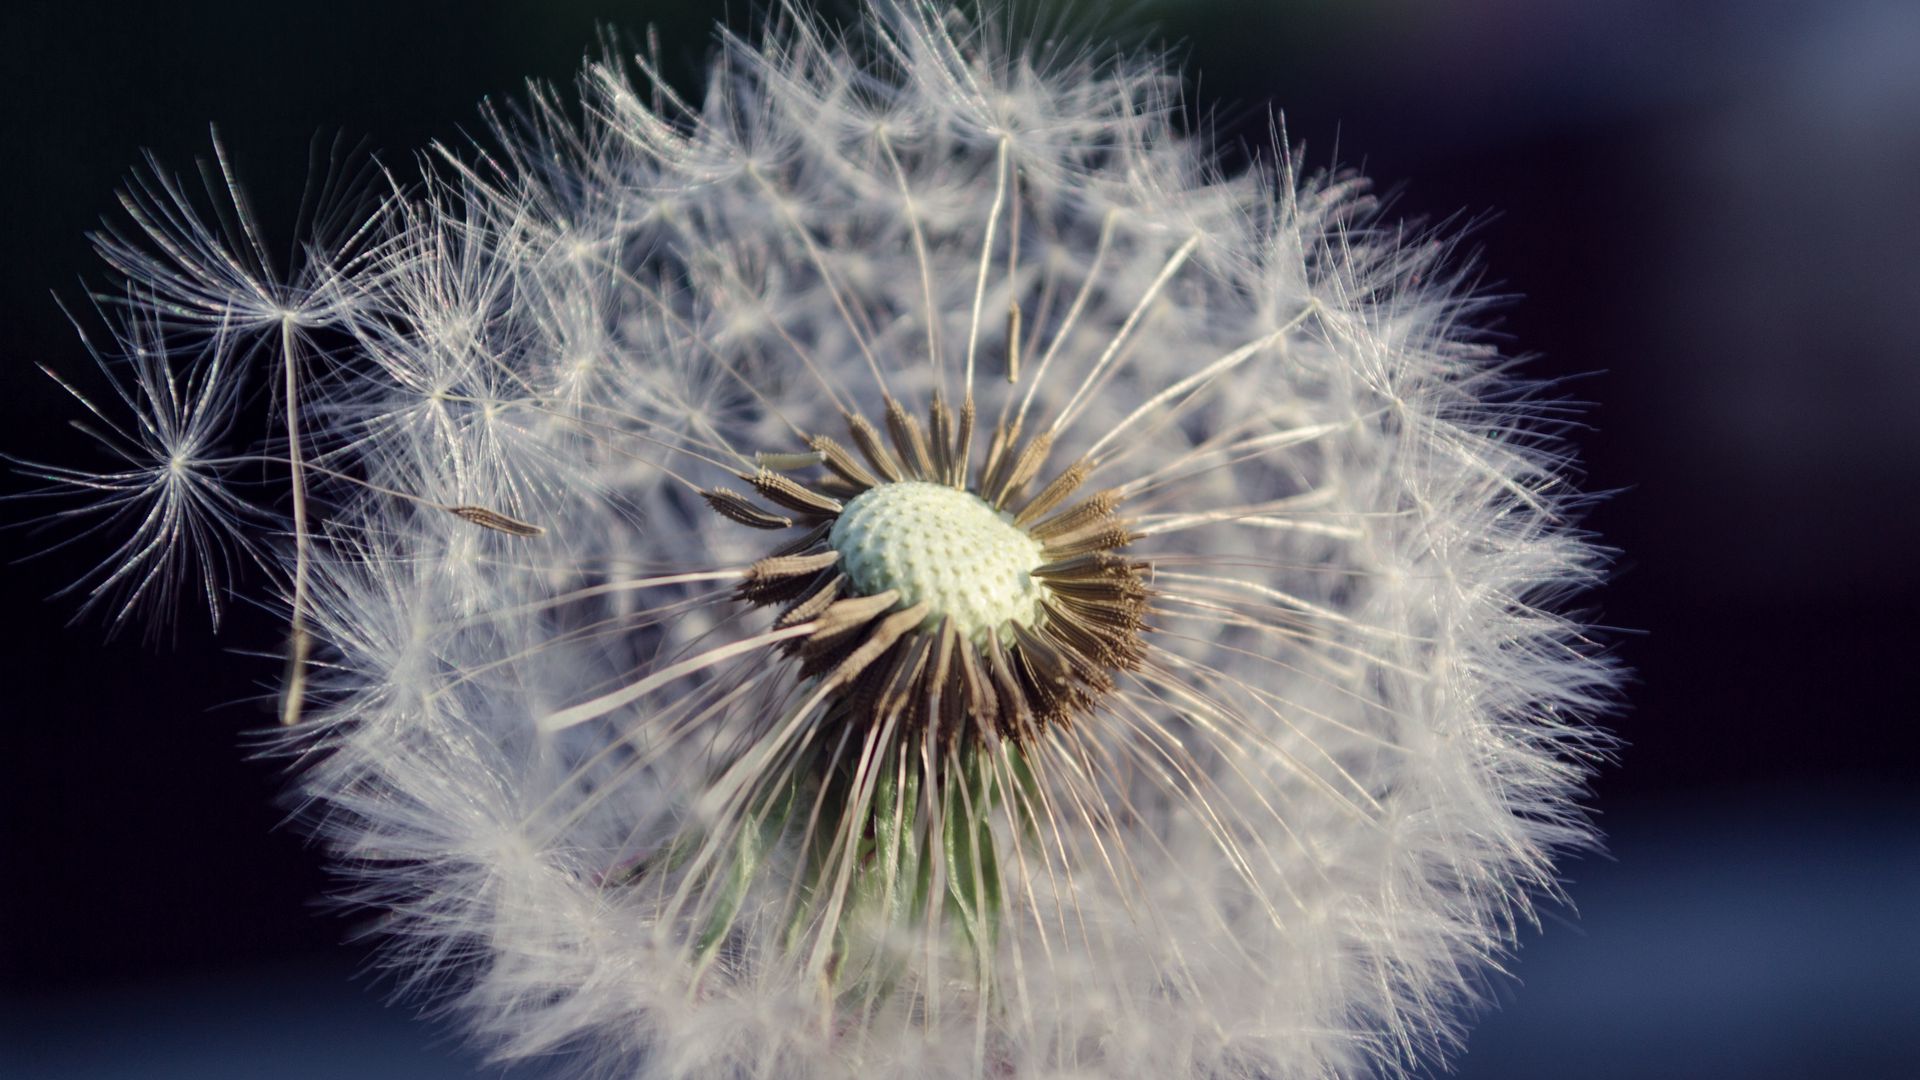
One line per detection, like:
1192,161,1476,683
29,3,1613,1077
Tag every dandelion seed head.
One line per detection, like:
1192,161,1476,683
28,3,1617,1077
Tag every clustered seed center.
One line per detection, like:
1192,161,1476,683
829,481,1043,645
702,393,1149,746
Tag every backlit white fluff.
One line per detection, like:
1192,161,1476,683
34,4,1612,1077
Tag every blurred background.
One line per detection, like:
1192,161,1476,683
3,1,1916,1077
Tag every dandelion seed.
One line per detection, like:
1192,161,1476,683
27,3,1614,1077
446,505,545,536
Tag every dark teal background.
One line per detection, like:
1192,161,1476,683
4,2,1917,1076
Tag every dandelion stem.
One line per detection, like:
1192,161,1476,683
538,621,819,733
1049,234,1198,439
877,129,944,385
278,316,310,727
963,138,1012,402
1013,211,1116,432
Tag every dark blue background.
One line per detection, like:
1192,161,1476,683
5,2,1917,1076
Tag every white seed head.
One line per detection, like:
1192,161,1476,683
34,3,1618,1077
829,481,1043,643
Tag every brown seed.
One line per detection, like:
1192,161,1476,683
748,469,843,517
447,505,545,536
701,488,793,530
